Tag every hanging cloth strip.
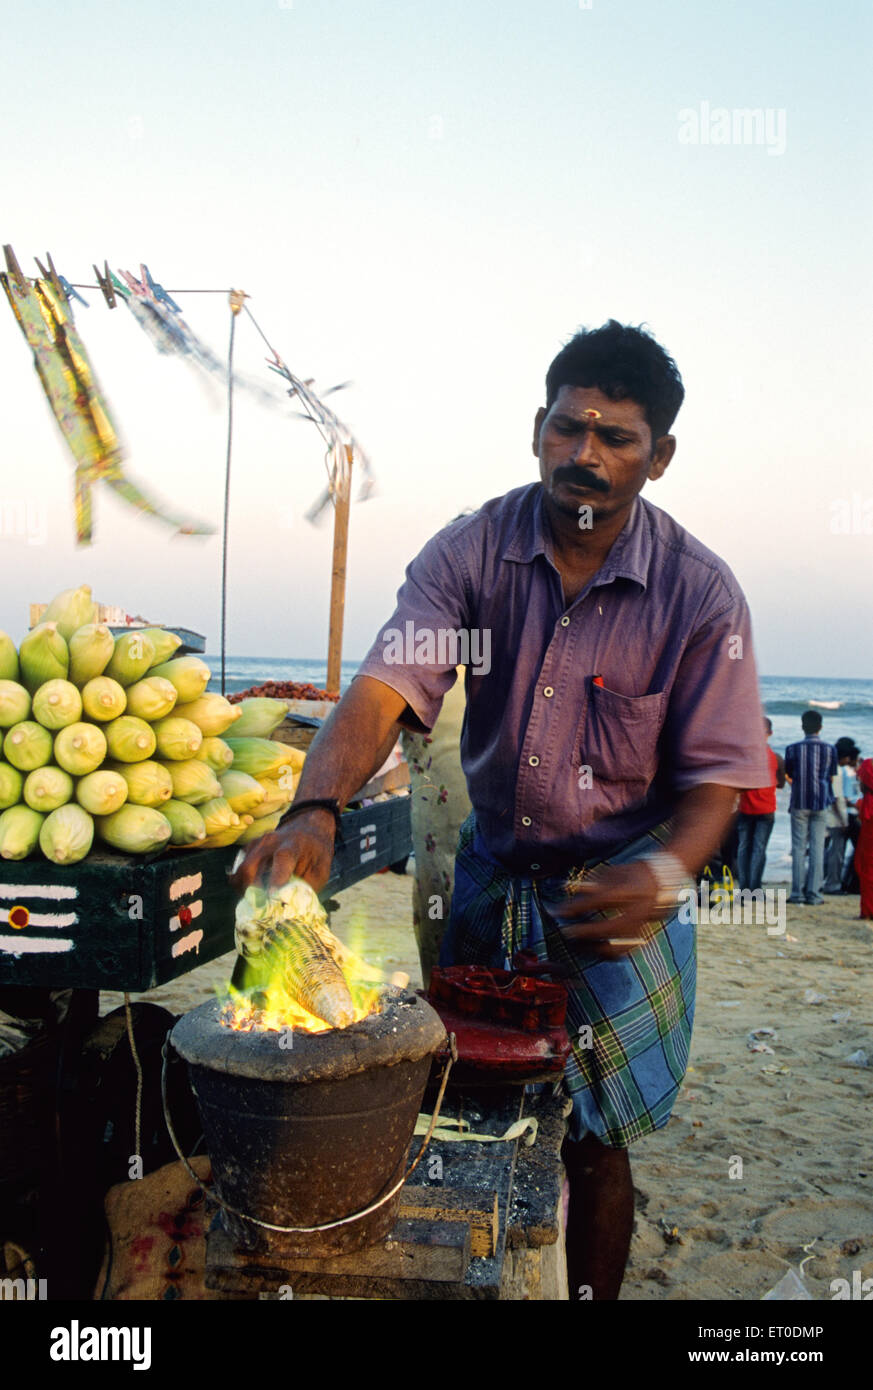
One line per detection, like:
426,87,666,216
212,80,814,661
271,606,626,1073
1,265,215,545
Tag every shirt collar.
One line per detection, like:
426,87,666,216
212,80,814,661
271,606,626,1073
501,485,652,591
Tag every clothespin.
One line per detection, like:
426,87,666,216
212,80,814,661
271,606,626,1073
142,264,182,314
109,271,130,302
92,260,117,308
119,268,148,298
34,252,89,308
228,288,248,316
2,244,30,294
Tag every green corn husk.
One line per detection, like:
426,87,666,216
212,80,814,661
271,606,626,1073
81,676,127,722
68,623,115,686
0,632,19,682
198,796,240,837
219,770,267,815
231,697,289,739
75,769,129,816
23,766,74,813
148,656,210,704
235,811,283,844
0,763,24,810
104,632,156,687
198,737,234,772
198,815,253,849
175,694,241,738
40,585,97,641
32,679,83,731
53,722,108,776
124,676,178,722
0,681,31,728
139,628,183,666
158,758,222,805
106,759,173,808
39,804,94,864
94,805,171,854
161,798,207,846
103,716,156,763
224,738,301,781
19,623,69,694
4,721,54,772
151,716,203,761
0,805,44,860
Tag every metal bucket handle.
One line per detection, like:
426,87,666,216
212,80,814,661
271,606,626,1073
160,1030,457,1235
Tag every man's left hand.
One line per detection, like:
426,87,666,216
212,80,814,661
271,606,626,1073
548,861,668,959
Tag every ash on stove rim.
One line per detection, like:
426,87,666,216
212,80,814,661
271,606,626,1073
169,989,447,1085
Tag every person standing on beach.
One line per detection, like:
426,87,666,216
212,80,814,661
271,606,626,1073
234,321,769,1300
736,716,785,890
823,737,860,894
784,710,837,905
853,753,873,920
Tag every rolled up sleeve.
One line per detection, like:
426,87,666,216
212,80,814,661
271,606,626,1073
665,587,770,792
354,526,472,733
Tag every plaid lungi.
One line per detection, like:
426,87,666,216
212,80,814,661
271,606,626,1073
439,812,697,1148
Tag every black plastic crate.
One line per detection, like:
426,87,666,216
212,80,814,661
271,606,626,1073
0,797,412,992
0,844,240,992
324,795,412,896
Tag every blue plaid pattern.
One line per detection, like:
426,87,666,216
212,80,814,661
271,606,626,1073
439,813,697,1148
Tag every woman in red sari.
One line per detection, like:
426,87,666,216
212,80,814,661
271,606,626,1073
856,756,873,920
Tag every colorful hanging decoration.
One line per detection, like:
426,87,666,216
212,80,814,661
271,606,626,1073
264,355,376,522
1,246,215,546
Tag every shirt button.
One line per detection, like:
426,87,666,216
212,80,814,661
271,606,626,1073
531,862,541,871
528,755,540,767
521,816,532,827
560,616,570,627
543,686,554,698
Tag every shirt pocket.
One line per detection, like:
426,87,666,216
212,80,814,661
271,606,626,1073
582,684,665,812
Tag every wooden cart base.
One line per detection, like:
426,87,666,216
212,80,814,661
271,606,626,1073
203,1090,568,1300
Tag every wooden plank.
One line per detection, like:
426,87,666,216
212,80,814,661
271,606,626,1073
326,444,353,696
205,1218,472,1300
398,1186,499,1258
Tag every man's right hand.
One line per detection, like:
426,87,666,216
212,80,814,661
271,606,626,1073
230,809,336,892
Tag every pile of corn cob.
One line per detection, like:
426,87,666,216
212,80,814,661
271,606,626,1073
0,585,304,865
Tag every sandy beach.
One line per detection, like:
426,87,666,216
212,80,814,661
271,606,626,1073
105,869,873,1302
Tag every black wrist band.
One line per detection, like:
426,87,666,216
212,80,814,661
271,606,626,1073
277,797,344,841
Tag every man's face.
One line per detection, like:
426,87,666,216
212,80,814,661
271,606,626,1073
532,385,675,523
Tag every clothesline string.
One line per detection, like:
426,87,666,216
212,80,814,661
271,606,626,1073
66,285,234,294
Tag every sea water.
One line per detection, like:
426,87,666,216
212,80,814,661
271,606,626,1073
213,663,873,884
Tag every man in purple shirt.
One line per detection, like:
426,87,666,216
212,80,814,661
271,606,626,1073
236,320,769,1300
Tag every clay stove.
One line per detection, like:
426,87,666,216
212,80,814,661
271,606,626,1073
169,988,446,1258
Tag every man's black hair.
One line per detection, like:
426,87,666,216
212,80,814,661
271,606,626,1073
545,320,685,443
801,709,823,734
835,736,859,759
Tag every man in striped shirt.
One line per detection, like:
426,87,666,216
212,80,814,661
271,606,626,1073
785,710,838,904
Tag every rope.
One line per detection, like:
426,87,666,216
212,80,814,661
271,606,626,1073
123,993,143,1164
219,302,237,697
160,1031,457,1235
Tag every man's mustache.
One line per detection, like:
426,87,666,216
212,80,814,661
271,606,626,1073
552,465,610,494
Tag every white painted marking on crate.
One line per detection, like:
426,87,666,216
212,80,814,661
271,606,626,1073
0,909,77,928
359,822,377,863
0,935,73,954
171,928,203,958
169,872,202,902
169,899,203,933
0,883,79,900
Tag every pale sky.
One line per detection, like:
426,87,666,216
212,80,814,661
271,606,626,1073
1,0,870,675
